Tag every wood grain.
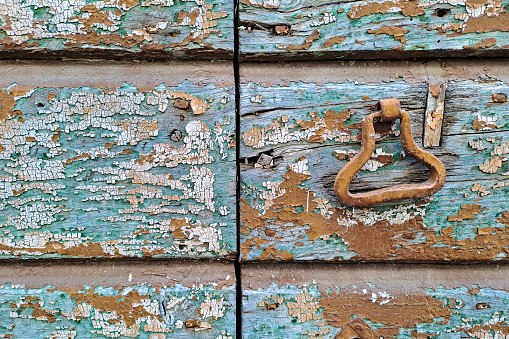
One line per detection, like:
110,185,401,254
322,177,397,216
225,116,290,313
239,0,509,60
0,261,236,338
0,62,236,259
240,62,509,261
243,263,509,338
0,0,233,60
424,83,447,148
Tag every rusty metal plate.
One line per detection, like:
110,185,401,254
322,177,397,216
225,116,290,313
243,263,509,338
0,0,233,59
0,61,236,259
239,0,509,60
0,261,236,338
240,61,509,261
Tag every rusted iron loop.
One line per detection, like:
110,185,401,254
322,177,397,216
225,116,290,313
334,98,446,207
334,318,377,339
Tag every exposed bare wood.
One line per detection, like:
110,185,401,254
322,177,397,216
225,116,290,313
424,83,447,148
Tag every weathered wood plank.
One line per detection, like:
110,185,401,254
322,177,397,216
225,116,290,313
0,0,233,59
424,82,446,148
243,263,509,338
239,0,509,60
0,261,236,338
240,62,509,261
0,61,236,259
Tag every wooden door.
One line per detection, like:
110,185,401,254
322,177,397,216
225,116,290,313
239,1,509,337
0,0,509,337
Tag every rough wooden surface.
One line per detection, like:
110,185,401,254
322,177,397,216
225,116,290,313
239,0,509,60
240,61,509,261
0,61,236,259
424,82,447,148
0,0,233,59
0,261,236,338
243,263,509,338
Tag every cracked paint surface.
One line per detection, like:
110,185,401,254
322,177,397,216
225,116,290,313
239,0,509,58
0,0,232,56
243,281,509,338
0,81,235,258
0,282,235,338
240,78,509,261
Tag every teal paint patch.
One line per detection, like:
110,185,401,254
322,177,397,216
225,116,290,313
0,282,236,338
0,0,233,56
0,81,235,258
243,282,339,339
240,0,509,59
240,79,509,261
243,282,509,338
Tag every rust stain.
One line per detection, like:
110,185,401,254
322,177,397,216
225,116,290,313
320,288,451,338
0,89,22,121
492,93,507,103
185,319,212,331
70,288,151,327
256,245,294,260
240,0,280,9
13,298,56,323
174,98,191,110
464,12,509,33
479,157,503,173
177,8,200,26
275,25,290,35
334,318,377,339
463,37,497,50
348,0,424,20
497,211,509,226
367,26,409,43
63,153,91,167
429,84,442,98
285,30,320,51
398,0,426,16
333,149,395,168
243,109,352,149
243,153,509,261
31,308,56,323
448,203,485,222
473,116,497,131
60,32,145,49
324,36,346,48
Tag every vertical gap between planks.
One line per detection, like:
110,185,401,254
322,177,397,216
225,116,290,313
233,0,242,337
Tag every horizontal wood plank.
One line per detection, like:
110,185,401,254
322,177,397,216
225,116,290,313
0,261,236,338
243,263,509,338
0,61,236,259
240,0,509,60
0,0,233,59
240,62,509,261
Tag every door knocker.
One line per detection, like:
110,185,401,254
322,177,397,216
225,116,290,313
334,98,446,207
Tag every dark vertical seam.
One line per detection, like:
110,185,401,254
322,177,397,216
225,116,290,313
233,0,242,337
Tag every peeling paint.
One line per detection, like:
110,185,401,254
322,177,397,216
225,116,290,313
0,0,233,55
0,281,235,338
241,78,509,261
240,0,509,58
0,81,235,258
244,281,509,338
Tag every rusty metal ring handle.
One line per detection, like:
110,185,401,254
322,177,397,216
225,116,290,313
334,98,446,207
